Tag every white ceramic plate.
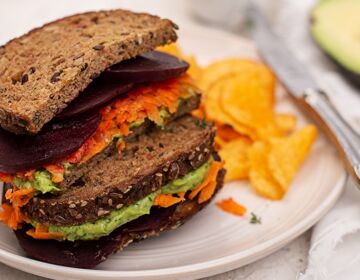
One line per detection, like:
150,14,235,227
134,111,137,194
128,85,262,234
0,24,346,280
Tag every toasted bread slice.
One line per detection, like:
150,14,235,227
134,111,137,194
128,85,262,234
0,10,177,134
24,115,216,226
57,93,200,191
16,169,225,268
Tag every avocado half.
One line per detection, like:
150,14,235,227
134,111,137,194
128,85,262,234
310,0,360,87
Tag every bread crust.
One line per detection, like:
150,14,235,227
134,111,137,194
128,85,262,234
58,93,200,191
0,10,177,134
24,116,216,226
15,168,225,268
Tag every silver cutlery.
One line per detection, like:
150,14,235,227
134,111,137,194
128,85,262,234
247,4,360,184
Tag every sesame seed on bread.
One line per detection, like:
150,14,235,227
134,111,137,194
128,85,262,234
0,10,178,134
15,172,225,268
24,115,217,226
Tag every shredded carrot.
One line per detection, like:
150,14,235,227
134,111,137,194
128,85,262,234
67,137,93,164
0,187,36,230
0,75,197,187
0,169,36,185
0,203,24,230
2,198,25,230
68,74,195,164
188,161,222,202
15,169,36,181
26,224,64,240
198,180,217,204
156,160,222,208
0,172,13,183
117,139,126,153
5,187,35,203
154,192,185,208
217,198,247,216
44,164,65,183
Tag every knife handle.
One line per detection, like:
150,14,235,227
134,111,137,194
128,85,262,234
302,88,360,184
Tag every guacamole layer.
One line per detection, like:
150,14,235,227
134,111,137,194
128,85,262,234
14,171,60,194
45,160,212,241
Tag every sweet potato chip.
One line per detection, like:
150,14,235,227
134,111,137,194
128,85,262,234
220,138,251,181
268,125,318,191
248,141,284,200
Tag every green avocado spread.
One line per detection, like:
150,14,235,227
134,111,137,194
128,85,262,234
49,192,158,241
161,161,210,194
14,171,59,194
47,160,212,241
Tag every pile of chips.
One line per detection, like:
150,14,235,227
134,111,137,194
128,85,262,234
158,44,317,200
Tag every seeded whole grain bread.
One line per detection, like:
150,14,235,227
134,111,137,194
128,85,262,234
58,93,200,190
24,115,216,226
0,10,178,134
15,169,225,268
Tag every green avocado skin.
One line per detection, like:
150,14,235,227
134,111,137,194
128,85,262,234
47,160,212,241
310,0,360,87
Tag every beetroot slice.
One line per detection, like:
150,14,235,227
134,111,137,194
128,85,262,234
0,113,100,173
55,51,187,120
55,81,133,120
15,206,176,269
102,51,189,83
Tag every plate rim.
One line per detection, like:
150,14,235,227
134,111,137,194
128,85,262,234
0,24,347,280
0,172,346,280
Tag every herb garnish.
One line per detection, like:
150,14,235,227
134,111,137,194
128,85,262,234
195,119,207,129
250,212,262,224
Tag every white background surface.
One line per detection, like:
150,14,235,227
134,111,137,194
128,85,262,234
0,0,355,279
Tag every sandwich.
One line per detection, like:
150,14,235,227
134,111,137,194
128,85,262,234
0,10,225,268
